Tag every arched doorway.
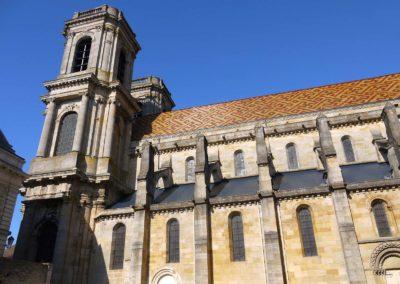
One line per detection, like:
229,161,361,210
384,256,400,284
35,221,58,263
157,274,177,284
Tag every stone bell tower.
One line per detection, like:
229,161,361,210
14,5,140,283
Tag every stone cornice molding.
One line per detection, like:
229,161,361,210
150,201,194,214
347,178,400,192
44,73,100,92
95,211,134,222
274,186,330,200
210,196,259,209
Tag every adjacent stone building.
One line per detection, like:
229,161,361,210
13,5,400,284
0,130,25,257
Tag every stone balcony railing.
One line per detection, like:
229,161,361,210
72,5,118,19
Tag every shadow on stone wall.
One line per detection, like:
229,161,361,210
12,193,108,284
0,258,49,283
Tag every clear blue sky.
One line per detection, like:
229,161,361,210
1,0,399,239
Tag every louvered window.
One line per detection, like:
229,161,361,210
55,112,77,156
230,213,245,261
167,219,180,263
234,150,246,176
185,157,195,182
286,143,299,170
298,207,318,257
117,51,126,83
72,37,92,72
372,200,392,237
341,136,355,162
110,224,126,269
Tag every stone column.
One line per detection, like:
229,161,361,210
51,198,74,283
316,114,366,283
382,102,400,178
255,126,285,284
194,135,213,283
60,32,75,75
72,93,90,153
103,96,117,157
128,142,153,284
37,99,56,157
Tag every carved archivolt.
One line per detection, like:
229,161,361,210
56,103,79,121
151,268,181,284
370,241,400,275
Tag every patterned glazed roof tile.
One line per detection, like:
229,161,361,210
132,73,400,140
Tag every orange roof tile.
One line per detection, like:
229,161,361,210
132,73,400,140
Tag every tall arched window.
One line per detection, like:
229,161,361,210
167,219,180,263
72,37,92,72
286,143,299,170
110,223,126,269
229,212,245,261
372,200,392,237
185,157,195,182
297,206,317,257
117,51,126,83
55,112,78,156
234,150,246,176
341,136,356,163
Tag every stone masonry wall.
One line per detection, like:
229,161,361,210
279,196,349,283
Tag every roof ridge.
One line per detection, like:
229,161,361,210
169,72,400,113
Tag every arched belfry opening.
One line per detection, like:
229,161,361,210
35,220,58,263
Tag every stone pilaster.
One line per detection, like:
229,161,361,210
316,114,366,284
72,93,90,153
255,126,285,284
76,193,93,284
382,102,400,178
103,96,117,158
194,135,213,284
123,120,133,171
128,141,153,284
51,198,74,283
36,99,56,157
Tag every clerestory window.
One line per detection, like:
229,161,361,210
185,157,195,182
341,136,356,163
286,143,299,170
234,150,246,176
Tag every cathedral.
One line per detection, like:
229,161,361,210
11,5,400,284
